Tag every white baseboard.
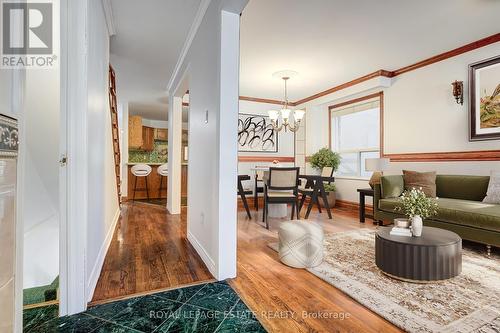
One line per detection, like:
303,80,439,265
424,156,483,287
187,230,216,278
86,207,121,302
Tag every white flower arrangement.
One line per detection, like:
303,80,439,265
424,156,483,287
395,187,439,219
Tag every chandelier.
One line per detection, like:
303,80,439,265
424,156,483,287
268,71,305,133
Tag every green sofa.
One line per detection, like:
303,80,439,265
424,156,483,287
374,175,500,248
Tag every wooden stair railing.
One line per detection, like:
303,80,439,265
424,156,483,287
108,65,121,204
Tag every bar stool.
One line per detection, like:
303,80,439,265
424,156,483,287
157,163,168,197
131,164,152,200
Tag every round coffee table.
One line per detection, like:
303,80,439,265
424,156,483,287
375,226,462,282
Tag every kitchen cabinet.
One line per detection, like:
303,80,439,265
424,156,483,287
142,126,155,151
154,128,168,141
128,115,143,149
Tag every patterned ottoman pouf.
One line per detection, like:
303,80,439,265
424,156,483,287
278,220,324,268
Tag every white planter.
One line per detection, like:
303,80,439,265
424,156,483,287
319,192,336,208
411,215,423,237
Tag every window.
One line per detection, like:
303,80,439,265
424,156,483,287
329,97,381,178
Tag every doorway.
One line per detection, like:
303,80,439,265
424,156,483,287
21,12,62,316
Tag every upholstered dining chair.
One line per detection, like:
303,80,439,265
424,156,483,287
299,166,334,213
262,167,300,229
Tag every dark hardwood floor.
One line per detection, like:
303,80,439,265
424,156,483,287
91,202,214,303
92,199,401,332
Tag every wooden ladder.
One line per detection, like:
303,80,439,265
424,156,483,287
108,65,121,204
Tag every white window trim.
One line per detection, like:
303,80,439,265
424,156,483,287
330,99,381,178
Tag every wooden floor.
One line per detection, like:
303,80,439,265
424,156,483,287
91,202,214,302
230,206,402,333
92,200,401,332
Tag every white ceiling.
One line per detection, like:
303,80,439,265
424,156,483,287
111,0,500,118
240,0,500,102
110,0,201,120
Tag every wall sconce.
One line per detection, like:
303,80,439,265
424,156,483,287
451,80,463,105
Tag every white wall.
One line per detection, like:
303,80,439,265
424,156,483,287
168,0,248,280
384,43,500,154
85,0,119,301
302,43,500,204
22,6,61,288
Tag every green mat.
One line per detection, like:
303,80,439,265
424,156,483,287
23,276,59,306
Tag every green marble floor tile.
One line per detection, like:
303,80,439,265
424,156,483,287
214,280,228,286
186,283,239,313
86,296,142,321
229,300,257,321
107,295,183,332
90,320,143,333
215,316,266,333
154,284,206,304
156,304,225,333
23,282,263,333
23,304,59,332
27,313,105,333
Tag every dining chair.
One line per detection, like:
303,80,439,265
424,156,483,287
299,166,334,214
131,164,152,200
254,168,265,211
262,167,300,229
238,175,252,219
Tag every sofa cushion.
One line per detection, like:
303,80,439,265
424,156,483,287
436,175,489,201
403,170,437,197
381,175,404,198
379,197,500,232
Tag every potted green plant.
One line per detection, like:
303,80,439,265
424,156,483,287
309,148,341,207
309,147,341,171
395,188,438,236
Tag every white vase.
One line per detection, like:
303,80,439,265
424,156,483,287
411,215,423,237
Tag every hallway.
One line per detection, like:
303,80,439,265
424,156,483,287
91,202,214,303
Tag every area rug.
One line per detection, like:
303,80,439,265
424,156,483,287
268,229,500,333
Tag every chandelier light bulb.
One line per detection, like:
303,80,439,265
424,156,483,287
280,108,291,120
268,110,279,121
294,109,305,121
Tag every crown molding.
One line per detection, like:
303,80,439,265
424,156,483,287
294,70,392,106
283,33,500,107
166,0,212,93
101,0,116,36
392,33,500,76
239,96,284,105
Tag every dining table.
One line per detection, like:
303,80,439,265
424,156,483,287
250,166,334,219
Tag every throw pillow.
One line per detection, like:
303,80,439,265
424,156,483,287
381,175,405,198
403,170,437,197
483,171,500,204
